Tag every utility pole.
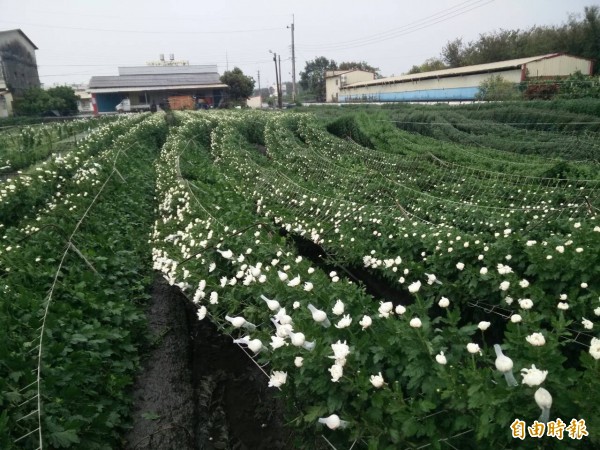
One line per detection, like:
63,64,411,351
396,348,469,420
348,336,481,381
278,54,283,108
288,15,297,102
257,70,261,109
271,51,280,109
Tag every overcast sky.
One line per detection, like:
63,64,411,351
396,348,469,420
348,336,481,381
0,0,595,88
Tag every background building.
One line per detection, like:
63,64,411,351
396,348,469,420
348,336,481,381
0,29,40,117
336,54,593,103
325,69,376,103
88,63,229,113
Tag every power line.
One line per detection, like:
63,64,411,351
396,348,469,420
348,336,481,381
297,0,494,51
0,20,283,35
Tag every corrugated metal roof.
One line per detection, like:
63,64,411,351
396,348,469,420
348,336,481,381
346,53,561,89
89,72,223,90
118,65,218,75
89,84,228,93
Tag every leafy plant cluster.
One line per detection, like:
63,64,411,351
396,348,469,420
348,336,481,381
0,113,167,449
0,114,147,229
0,115,121,174
151,109,599,449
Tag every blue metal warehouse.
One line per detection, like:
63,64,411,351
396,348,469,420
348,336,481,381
333,54,593,103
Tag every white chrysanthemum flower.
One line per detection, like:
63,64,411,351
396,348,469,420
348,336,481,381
329,363,343,382
560,294,567,300
557,302,569,310
318,414,348,430
526,332,546,346
478,321,491,331
456,262,465,271
359,315,372,330
582,318,593,330
408,280,421,293
435,351,447,365
308,304,330,327
480,267,488,275
287,275,301,287
335,314,352,329
467,343,481,354
511,314,522,323
304,282,313,291
197,305,207,320
395,304,406,315
518,298,534,310
425,273,437,285
289,331,306,347
409,317,422,328
209,291,219,304
261,295,281,311
505,296,514,305
493,345,517,386
217,249,233,259
278,271,288,281
535,387,553,422
270,335,286,349
331,340,350,363
589,337,600,360
332,299,345,315
521,364,547,387
555,245,565,254
378,301,394,318
581,282,588,289
499,281,510,291
293,301,300,309
268,370,287,387
370,372,385,388
519,279,530,288
294,356,304,367
594,307,600,317
438,297,450,308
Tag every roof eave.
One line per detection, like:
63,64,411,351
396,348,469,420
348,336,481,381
88,83,229,93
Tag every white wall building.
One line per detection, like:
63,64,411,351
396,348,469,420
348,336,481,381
338,54,593,103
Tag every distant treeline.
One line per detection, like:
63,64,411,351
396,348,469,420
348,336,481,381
408,6,600,74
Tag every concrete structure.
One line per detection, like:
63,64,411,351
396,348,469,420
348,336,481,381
325,69,376,103
0,29,40,117
88,64,228,113
75,89,93,114
338,54,593,103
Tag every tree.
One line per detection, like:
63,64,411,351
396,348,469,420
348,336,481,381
47,86,78,115
299,57,337,102
338,61,380,77
475,75,522,101
220,67,255,105
13,86,78,116
406,58,447,74
441,38,466,68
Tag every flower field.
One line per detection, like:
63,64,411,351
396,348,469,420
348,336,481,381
1,103,599,449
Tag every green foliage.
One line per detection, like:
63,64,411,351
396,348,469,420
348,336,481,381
220,67,256,105
14,86,79,116
338,61,380,77
476,75,522,101
299,57,338,102
0,114,166,448
412,5,600,74
406,57,447,74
